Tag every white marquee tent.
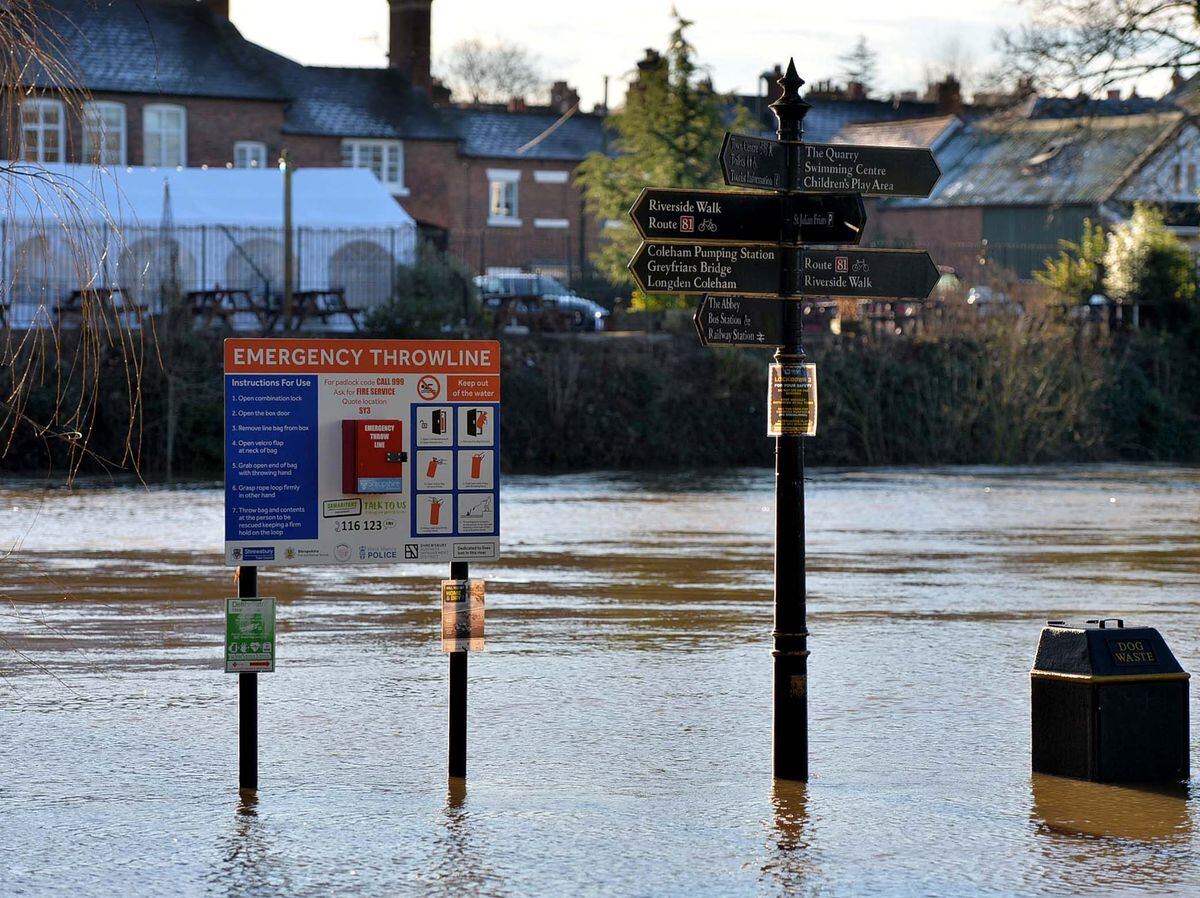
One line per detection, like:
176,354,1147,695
1,165,418,329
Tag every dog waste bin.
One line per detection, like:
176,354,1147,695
1031,618,1189,783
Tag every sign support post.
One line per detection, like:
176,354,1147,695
627,61,939,781
238,564,258,793
448,560,468,779
771,63,810,782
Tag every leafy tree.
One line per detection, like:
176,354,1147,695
575,12,752,310
1104,203,1196,306
839,35,878,94
366,240,478,337
1034,218,1106,302
439,39,543,105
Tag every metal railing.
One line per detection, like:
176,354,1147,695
0,221,416,330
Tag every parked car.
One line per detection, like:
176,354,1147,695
965,285,1023,316
474,273,609,332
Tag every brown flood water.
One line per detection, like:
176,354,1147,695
1,465,1198,896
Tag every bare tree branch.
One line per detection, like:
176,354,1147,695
438,38,544,105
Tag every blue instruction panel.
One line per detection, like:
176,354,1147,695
223,338,501,566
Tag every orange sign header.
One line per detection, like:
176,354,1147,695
224,339,501,374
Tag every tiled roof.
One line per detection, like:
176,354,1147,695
33,0,289,100
833,115,960,149
26,1,456,141
1030,96,1173,119
446,108,607,160
890,112,1185,208
283,67,457,141
737,94,945,143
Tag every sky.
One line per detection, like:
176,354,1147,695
231,0,1022,107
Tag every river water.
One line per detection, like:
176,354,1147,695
1,465,1198,897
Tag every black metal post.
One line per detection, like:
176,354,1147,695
449,560,468,779
238,565,259,793
770,60,811,781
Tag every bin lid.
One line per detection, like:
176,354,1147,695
1032,620,1187,679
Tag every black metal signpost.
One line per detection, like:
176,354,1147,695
627,59,940,781
630,188,866,244
628,244,938,299
694,296,783,347
720,132,941,197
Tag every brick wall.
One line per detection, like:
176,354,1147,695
444,156,601,277
70,93,286,167
867,205,985,278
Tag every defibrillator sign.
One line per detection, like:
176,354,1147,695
224,338,501,566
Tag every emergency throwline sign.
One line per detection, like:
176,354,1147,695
224,338,501,566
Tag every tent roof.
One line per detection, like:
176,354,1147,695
0,165,416,230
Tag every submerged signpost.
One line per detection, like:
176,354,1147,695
223,338,501,789
629,60,940,780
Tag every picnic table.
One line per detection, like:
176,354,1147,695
188,288,275,332
282,288,363,331
57,287,147,325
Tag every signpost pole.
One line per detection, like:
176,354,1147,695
771,61,810,781
449,560,468,779
238,564,259,793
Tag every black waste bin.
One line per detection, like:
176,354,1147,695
1031,618,1190,783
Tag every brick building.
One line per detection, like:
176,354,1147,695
5,0,607,277
834,100,1200,281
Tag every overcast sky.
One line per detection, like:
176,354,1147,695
232,0,1025,106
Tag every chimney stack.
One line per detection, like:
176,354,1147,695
388,0,432,92
1106,88,1121,100
203,0,230,17
550,81,580,114
935,75,962,115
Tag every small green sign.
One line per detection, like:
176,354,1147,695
225,597,276,673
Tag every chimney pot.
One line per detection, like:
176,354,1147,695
389,0,433,92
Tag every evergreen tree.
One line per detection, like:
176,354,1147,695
1105,203,1196,307
1034,219,1107,303
839,35,877,94
575,12,752,310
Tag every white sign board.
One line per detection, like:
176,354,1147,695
224,339,501,566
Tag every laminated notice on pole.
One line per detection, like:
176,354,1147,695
225,597,276,672
768,363,817,437
441,579,485,652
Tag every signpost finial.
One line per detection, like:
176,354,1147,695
769,58,810,142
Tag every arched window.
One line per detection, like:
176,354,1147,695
144,104,187,167
82,101,127,165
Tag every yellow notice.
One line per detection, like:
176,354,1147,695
768,362,817,437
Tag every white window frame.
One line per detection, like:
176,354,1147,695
234,140,268,169
487,169,521,227
533,170,569,184
534,218,569,229
20,98,66,163
143,103,187,167
341,139,407,195
81,101,127,166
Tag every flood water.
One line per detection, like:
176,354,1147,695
1,465,1198,897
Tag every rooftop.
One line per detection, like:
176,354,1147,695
446,108,607,161
891,112,1187,208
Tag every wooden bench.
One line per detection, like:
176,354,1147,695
286,288,363,331
188,288,276,332
57,287,147,325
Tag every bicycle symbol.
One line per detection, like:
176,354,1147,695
698,218,717,233
853,258,870,273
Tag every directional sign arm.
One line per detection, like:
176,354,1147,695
796,142,941,198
